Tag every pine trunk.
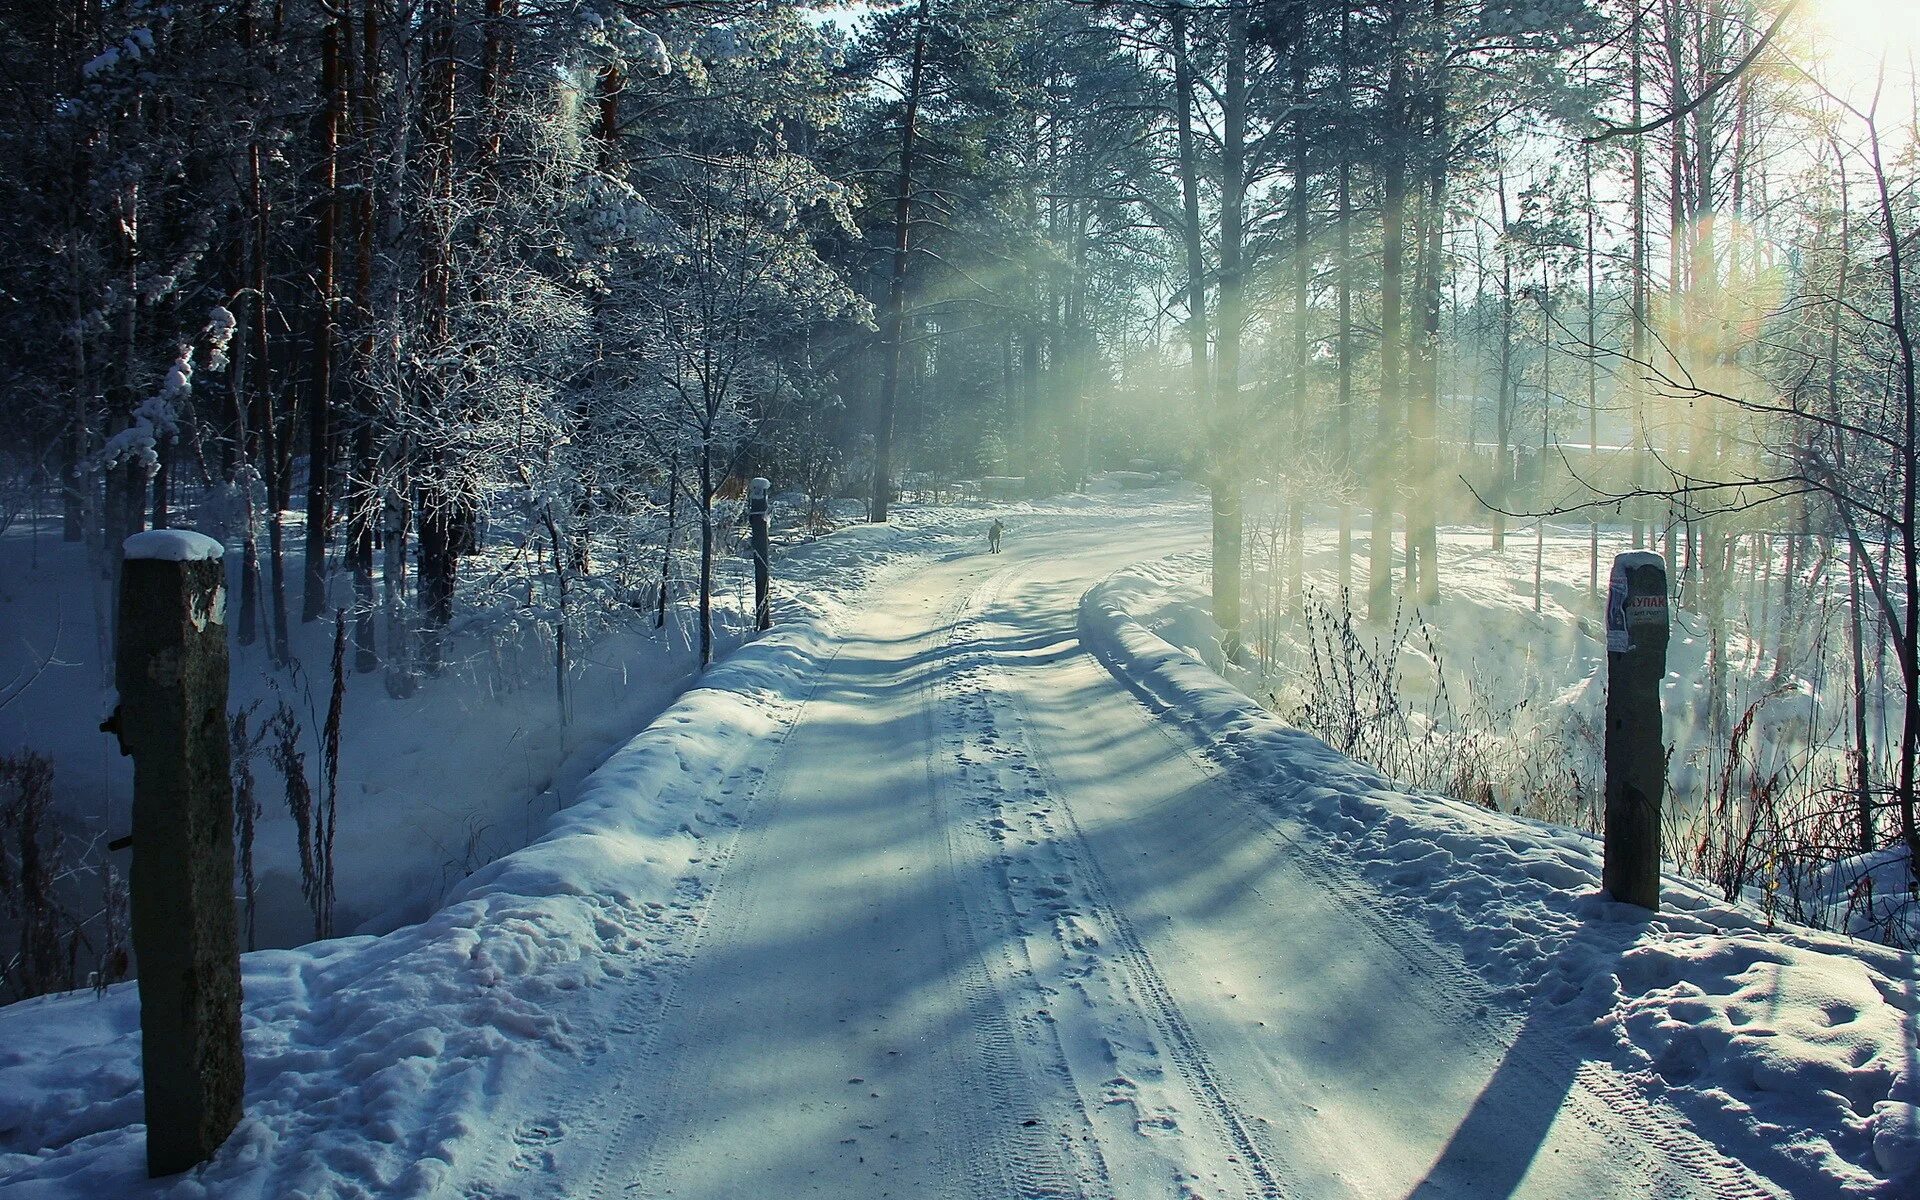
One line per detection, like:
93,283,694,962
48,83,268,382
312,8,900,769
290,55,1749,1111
869,0,930,524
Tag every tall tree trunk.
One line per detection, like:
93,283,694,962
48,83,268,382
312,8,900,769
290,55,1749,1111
1585,138,1599,595
103,171,144,649
1630,0,1649,550
236,156,264,650
347,0,380,672
383,479,414,697
1287,28,1310,613
868,0,930,523
1212,2,1250,657
1864,108,1920,872
1410,28,1445,607
415,0,459,671
698,438,714,667
1493,159,1513,552
1850,539,1875,852
63,37,95,546
65,180,94,547
1535,263,1551,614
657,450,678,630
1335,3,1354,596
1172,1,1210,481
1368,0,1410,621
1693,0,1730,733
247,130,292,665
304,12,346,623
1662,0,1686,581
375,0,418,699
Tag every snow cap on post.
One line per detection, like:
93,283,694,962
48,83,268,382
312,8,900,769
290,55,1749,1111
125,530,225,562
749,477,770,514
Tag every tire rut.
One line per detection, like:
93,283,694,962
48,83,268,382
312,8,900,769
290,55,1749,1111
946,565,1293,1200
929,561,1113,1200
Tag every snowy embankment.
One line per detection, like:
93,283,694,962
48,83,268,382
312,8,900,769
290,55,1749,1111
0,505,942,949
0,515,959,1198
1080,554,1920,1197
0,488,1202,1197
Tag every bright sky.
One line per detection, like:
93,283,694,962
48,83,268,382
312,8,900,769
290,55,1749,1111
1801,0,1920,103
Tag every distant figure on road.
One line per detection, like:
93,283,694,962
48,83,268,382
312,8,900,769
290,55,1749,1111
988,518,1005,554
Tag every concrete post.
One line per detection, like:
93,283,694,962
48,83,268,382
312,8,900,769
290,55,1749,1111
107,529,244,1176
1603,550,1669,912
749,477,771,633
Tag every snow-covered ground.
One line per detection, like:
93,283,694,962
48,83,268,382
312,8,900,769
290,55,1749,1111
1088,550,1919,1196
0,501,965,947
1,486,1915,1198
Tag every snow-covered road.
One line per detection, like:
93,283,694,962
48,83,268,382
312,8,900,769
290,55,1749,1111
477,523,1781,1200
11,500,1901,1198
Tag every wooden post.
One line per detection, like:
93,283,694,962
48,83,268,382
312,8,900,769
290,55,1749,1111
1603,550,1669,912
107,529,244,1176
749,477,772,633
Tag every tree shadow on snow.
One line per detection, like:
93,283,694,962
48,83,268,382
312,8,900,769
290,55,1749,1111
1400,904,1651,1200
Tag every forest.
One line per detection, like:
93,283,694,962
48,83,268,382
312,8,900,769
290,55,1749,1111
3,0,1919,977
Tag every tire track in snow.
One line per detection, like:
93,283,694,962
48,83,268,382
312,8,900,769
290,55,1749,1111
995,705,1292,1200
555,557,1100,1200
483,549,983,1199
925,560,1113,1200
1090,584,1785,1200
943,562,1292,1200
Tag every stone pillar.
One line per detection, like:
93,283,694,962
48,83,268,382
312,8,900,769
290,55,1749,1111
749,477,772,633
108,529,244,1176
1603,550,1670,912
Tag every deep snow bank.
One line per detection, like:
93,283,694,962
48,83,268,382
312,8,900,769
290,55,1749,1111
1079,556,1920,1197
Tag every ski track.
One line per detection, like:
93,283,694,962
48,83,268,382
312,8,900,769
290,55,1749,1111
940,554,1290,1200
506,552,1134,1200
471,526,1794,1200
927,560,1111,1199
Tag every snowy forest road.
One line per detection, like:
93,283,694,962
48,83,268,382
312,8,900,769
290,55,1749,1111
484,520,1783,1200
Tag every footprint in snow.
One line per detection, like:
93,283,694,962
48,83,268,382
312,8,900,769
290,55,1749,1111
506,1121,564,1171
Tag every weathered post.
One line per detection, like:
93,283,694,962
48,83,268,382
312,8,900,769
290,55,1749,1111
107,529,244,1176
749,477,772,632
1603,550,1669,911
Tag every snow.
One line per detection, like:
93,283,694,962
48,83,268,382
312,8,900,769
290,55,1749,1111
81,29,153,80
98,348,189,476
122,530,224,562
1,503,951,949
204,307,237,372
637,27,671,77
1084,548,1920,1197
0,487,1913,1198
0,512,951,1197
